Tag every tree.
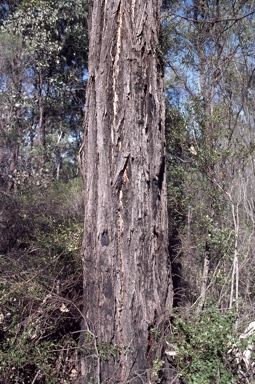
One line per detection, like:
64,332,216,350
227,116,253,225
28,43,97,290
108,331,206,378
80,1,173,382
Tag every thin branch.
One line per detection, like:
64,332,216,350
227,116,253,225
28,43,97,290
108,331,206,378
32,370,41,384
172,9,255,25
164,58,195,99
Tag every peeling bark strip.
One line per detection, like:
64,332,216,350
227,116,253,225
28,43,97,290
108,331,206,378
81,1,173,382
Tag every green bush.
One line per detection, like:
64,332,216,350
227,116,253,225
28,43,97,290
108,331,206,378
168,307,237,383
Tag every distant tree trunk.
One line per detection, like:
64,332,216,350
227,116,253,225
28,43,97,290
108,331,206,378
80,1,173,382
7,145,18,191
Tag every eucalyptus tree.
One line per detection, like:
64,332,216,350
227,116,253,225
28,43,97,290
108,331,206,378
80,1,173,382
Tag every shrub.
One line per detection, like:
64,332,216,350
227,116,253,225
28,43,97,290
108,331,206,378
168,307,237,383
0,178,83,383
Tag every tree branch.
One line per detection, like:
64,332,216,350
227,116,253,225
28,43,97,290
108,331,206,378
172,9,255,25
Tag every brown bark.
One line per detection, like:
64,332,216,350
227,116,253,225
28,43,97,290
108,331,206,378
80,1,173,382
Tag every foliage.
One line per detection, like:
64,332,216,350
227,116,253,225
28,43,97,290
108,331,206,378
169,307,237,383
0,178,84,383
0,2,86,382
0,0,88,186
164,0,255,320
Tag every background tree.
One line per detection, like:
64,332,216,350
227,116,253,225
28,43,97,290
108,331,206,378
163,0,255,314
80,1,173,382
0,0,88,187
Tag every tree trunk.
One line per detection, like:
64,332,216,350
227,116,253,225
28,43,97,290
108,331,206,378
80,1,173,382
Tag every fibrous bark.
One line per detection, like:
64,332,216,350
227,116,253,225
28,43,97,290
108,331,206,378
80,1,173,382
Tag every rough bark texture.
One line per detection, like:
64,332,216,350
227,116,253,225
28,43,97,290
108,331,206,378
80,1,173,382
